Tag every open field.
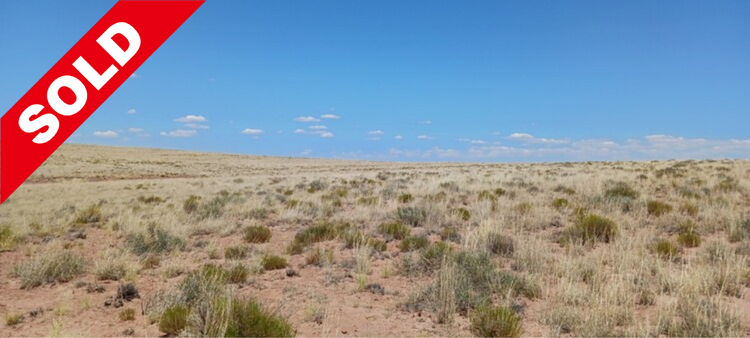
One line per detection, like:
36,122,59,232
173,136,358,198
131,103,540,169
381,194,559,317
2,144,750,337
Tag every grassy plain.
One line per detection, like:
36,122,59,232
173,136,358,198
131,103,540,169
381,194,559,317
1,144,750,337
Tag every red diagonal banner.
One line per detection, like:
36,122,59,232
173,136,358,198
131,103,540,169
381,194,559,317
0,1,204,203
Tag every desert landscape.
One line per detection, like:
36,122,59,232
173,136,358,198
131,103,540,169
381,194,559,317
1,144,750,337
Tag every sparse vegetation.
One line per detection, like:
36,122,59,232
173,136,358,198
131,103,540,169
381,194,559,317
5,145,750,337
12,251,87,289
470,305,523,338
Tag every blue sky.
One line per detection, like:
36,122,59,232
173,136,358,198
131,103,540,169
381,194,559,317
1,0,749,162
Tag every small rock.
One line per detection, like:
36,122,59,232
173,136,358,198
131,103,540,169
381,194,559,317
286,269,299,277
122,328,135,336
365,283,385,295
29,307,44,318
104,297,113,307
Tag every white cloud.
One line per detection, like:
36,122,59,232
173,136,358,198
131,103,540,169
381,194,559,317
127,128,144,133
160,129,197,137
294,116,321,122
320,132,335,138
394,135,403,140
126,109,137,115
418,120,432,125
174,115,207,123
184,123,209,129
93,131,118,138
507,133,569,145
294,129,306,134
459,138,487,144
241,128,264,135
309,125,327,130
320,114,340,119
417,135,433,140
368,130,384,136
301,149,313,156
129,73,140,79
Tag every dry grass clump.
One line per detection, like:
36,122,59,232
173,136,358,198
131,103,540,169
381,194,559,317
261,254,288,271
243,225,272,243
0,224,20,252
74,204,103,225
647,200,673,217
287,223,343,254
377,222,411,240
225,246,250,260
653,239,681,260
399,235,429,252
225,298,296,337
470,305,523,338
118,308,136,321
305,247,334,267
12,251,87,289
5,313,24,327
396,207,426,227
604,181,639,200
127,223,186,256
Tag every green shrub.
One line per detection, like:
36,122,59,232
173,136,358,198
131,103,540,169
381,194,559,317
494,188,507,197
261,254,288,271
243,226,272,243
486,233,514,257
225,246,250,260
127,223,186,256
470,305,523,338
74,204,103,225
12,251,87,289
119,308,136,321
397,207,426,227
654,239,680,260
225,298,295,337
159,305,190,336
551,198,569,210
287,223,343,254
183,195,201,214
453,208,471,221
378,222,411,240
604,182,639,199
647,200,673,217
399,235,429,252
576,214,618,244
